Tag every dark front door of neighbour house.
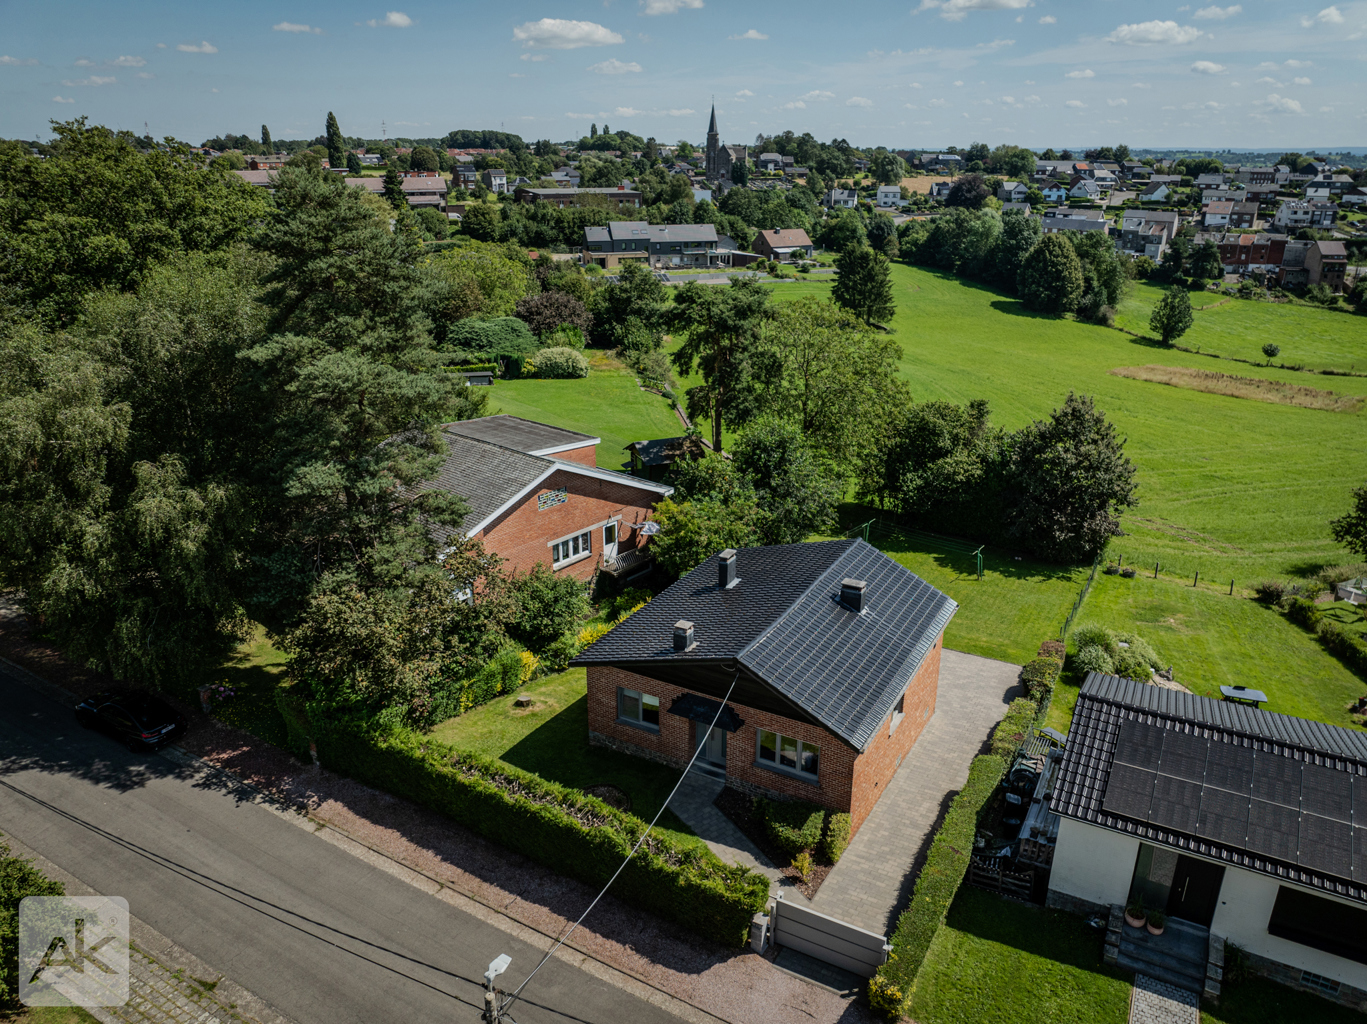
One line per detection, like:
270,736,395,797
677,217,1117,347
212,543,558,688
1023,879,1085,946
696,724,726,770
1166,855,1225,928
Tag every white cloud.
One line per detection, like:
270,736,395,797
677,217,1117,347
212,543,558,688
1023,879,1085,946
589,58,642,73
1039,15,1056,24
1320,105,1334,112
1294,76,1312,85
953,79,964,86
520,53,548,61
1191,60,1226,74
1066,99,1086,107
0,55,39,65
1262,93,1304,114
74,59,95,66
729,29,768,40
1194,5,1241,19
1106,21,1202,44
62,75,116,86
846,96,873,107
641,0,703,12
801,90,834,100
137,72,154,78
110,55,146,66
177,41,218,53
1065,68,1095,78
1301,6,1344,26
1001,95,1014,103
611,107,644,117
366,12,412,28
783,100,806,109
53,95,74,103
515,18,622,48
1023,94,1040,102
978,38,1015,49
274,22,323,34
736,89,754,96
1257,76,1283,86
667,108,695,116
909,81,923,88
1108,97,1128,106
928,98,948,107
1284,59,1312,67
509,72,526,78
1132,82,1152,88
1203,101,1224,109
917,0,1032,22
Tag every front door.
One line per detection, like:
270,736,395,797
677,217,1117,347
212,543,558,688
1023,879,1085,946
697,725,727,769
1166,855,1225,927
602,522,618,561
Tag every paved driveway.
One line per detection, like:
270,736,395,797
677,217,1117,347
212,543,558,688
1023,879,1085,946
807,649,1022,935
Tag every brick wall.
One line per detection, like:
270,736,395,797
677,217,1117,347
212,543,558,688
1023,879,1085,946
552,445,599,467
586,635,946,837
477,468,659,582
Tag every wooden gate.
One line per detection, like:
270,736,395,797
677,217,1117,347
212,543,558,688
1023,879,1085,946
769,894,891,978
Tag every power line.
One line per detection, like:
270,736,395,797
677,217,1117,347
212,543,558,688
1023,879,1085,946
484,672,742,1023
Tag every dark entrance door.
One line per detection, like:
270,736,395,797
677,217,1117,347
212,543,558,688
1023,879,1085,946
1166,855,1225,927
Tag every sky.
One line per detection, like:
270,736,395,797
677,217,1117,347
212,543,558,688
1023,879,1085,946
2,0,1366,150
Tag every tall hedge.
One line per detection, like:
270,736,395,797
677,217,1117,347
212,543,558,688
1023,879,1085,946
313,723,769,946
1,842,66,1009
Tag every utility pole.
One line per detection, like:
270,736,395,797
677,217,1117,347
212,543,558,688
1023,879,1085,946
482,954,511,1023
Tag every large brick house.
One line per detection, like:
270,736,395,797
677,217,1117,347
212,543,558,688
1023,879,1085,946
572,541,957,835
429,416,674,581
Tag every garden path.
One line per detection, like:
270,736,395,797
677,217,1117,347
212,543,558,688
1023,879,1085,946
1129,973,1199,1024
807,649,1022,935
668,773,784,887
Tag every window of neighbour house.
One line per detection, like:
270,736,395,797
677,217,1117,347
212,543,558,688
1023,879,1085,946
550,531,591,568
617,688,660,731
756,729,819,780
890,691,906,734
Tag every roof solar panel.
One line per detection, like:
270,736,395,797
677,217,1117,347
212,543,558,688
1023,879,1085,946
1159,731,1209,782
1103,763,1158,820
1247,799,1300,862
1196,785,1250,847
1204,742,1255,794
1150,774,1202,834
1301,763,1353,822
1250,753,1302,808
1354,827,1367,884
1113,720,1165,769
1299,813,1352,879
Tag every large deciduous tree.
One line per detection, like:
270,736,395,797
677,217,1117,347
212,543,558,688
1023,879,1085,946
730,421,840,545
832,245,896,325
1149,285,1194,344
513,289,592,340
1017,234,1084,314
946,172,991,210
1331,486,1367,559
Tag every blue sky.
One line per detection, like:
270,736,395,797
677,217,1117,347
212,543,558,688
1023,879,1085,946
2,1,1365,149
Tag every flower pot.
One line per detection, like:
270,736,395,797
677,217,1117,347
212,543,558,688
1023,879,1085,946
1146,920,1165,936
1124,911,1146,929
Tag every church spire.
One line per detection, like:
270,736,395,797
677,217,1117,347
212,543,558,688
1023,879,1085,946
707,104,718,136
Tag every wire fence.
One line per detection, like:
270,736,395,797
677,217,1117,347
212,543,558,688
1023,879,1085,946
1103,548,1243,593
1059,554,1103,641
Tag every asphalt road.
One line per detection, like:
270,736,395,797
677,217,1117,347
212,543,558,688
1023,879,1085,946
0,666,688,1024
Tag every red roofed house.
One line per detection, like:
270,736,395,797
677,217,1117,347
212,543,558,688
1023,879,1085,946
751,227,814,262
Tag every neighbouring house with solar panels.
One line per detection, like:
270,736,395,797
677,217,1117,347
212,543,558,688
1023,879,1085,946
425,416,674,583
1047,673,1367,1009
571,541,958,834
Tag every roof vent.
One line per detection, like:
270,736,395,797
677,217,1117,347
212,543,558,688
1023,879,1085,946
840,578,867,613
674,620,695,653
718,549,738,590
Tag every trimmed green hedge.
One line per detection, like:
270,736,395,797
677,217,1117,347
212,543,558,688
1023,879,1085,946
1284,597,1367,678
823,812,852,864
759,798,826,857
313,722,769,946
991,698,1039,758
2,841,65,1009
869,754,1007,1018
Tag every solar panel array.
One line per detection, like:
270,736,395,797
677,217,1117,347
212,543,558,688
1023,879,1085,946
1102,719,1364,882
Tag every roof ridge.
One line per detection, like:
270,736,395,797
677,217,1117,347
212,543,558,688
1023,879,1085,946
736,538,860,663
440,428,555,468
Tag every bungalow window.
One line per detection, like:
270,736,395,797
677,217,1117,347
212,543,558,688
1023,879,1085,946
617,688,660,731
550,531,591,568
890,691,906,734
756,729,819,779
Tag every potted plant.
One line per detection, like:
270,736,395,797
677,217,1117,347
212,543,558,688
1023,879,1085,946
1146,910,1167,936
1124,899,1146,929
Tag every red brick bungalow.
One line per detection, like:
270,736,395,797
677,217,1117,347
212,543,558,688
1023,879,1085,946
431,416,674,581
572,541,958,836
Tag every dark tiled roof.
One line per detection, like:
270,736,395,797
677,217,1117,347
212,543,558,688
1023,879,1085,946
624,436,706,467
573,539,957,751
429,431,552,538
1054,673,1367,905
444,415,597,455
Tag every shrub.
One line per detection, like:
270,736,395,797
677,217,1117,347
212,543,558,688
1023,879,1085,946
1074,643,1115,676
1019,657,1062,702
1284,596,1322,631
528,346,589,379
513,289,592,339
1,841,66,1009
576,621,612,648
507,566,589,653
822,812,852,864
1037,639,1066,660
1072,623,1118,656
792,849,813,882
1253,580,1287,604
313,724,769,946
1314,564,1367,590
1113,649,1154,681
540,632,580,672
417,646,527,726
872,755,1006,1018
1114,631,1163,670
759,798,826,856
991,698,1038,757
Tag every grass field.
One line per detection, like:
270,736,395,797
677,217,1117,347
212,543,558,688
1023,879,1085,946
427,667,700,846
1046,572,1366,732
1115,282,1367,374
909,887,1132,1024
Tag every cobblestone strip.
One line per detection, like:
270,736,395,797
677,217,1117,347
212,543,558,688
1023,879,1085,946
1129,974,1199,1024
83,945,245,1024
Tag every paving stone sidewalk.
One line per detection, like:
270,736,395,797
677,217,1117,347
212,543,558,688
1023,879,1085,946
667,773,783,885
1129,974,1199,1024
86,946,242,1024
808,649,1021,935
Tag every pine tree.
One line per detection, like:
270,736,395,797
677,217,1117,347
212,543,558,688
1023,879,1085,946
382,167,406,210
346,152,362,174
590,123,598,138
832,245,896,326
261,124,273,153
325,111,344,170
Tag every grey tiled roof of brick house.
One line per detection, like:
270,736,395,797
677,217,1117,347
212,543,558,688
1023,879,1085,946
445,415,598,456
573,539,957,751
1054,672,1367,905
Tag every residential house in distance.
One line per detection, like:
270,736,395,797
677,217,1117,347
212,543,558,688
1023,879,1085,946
481,168,508,194
1194,172,1227,189
752,227,814,262
1203,200,1236,229
930,181,954,200
232,169,275,190
756,152,783,173
1069,177,1104,201
549,167,582,187
515,186,643,210
1235,166,1278,185
921,152,964,173
1041,209,1110,236
1192,232,1288,276
876,185,907,208
1273,200,1338,231
1118,209,1181,260
1341,187,1367,207
452,158,478,191
1228,201,1260,230
573,541,957,836
998,181,1030,203
1040,183,1069,204
245,154,289,170
1307,241,1348,292
582,221,720,270
429,416,674,583
1122,160,1150,179
1002,201,1033,216
1243,184,1280,206
1139,182,1172,204
1047,673,1367,1010
822,189,859,209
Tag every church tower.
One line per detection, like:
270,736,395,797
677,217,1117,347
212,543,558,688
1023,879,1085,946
705,104,720,179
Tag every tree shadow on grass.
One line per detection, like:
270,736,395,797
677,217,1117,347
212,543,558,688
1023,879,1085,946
988,298,1065,321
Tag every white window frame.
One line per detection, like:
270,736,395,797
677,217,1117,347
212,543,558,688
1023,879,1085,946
549,529,592,569
616,687,660,732
755,728,820,781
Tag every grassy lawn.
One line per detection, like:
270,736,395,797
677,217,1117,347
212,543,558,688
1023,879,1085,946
1202,975,1366,1024
426,667,702,847
1,1008,104,1024
1115,281,1367,374
1047,572,1366,732
909,886,1132,1024
487,363,683,470
182,624,291,747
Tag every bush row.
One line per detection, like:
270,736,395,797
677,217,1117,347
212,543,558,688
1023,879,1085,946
2,841,66,1009
312,721,770,947
756,800,853,865
1283,597,1367,678
868,754,1008,1018
990,698,1041,759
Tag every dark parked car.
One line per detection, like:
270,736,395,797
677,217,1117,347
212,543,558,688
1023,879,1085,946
75,690,188,751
